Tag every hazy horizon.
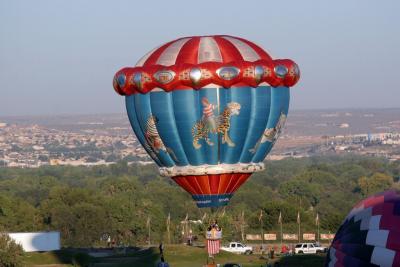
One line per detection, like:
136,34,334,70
1,107,400,120
1,0,400,116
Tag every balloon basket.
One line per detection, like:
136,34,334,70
205,220,222,267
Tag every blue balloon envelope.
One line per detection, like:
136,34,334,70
113,35,299,208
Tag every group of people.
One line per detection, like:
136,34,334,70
258,244,294,257
207,220,221,232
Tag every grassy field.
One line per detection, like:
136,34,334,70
164,245,266,267
23,245,326,267
23,249,75,266
279,254,326,267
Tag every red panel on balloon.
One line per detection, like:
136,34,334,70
113,35,300,95
172,173,252,196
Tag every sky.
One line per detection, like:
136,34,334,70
0,0,399,116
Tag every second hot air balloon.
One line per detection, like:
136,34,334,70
113,35,300,208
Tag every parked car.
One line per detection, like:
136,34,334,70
294,243,327,254
223,264,242,267
313,242,328,253
220,242,253,254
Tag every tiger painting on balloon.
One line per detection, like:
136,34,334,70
192,97,241,149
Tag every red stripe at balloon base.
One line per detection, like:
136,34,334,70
172,173,251,208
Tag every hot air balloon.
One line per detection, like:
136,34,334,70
326,190,400,267
113,35,300,208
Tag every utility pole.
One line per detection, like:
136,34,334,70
259,210,264,249
278,211,283,249
167,213,171,244
240,210,245,242
297,211,301,243
146,216,151,246
280,221,283,248
298,197,302,243
316,212,320,243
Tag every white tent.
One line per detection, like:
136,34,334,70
7,232,61,252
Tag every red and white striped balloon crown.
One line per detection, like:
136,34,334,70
113,35,300,95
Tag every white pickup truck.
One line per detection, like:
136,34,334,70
294,243,327,254
221,242,253,255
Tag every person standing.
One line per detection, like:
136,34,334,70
201,97,217,133
157,243,169,267
157,256,169,267
159,243,164,257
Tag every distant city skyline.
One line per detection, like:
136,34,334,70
1,0,399,116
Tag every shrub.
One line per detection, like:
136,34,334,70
72,252,91,267
0,233,24,267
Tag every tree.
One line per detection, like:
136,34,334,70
40,187,108,247
358,172,394,196
0,195,38,232
278,179,322,207
69,203,108,247
38,155,49,162
0,156,398,247
0,233,24,267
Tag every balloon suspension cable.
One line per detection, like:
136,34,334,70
210,207,224,222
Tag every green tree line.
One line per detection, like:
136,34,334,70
0,155,399,247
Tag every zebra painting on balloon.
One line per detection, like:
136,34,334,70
249,112,287,153
144,115,178,162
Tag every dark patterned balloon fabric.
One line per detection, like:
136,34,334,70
113,35,300,208
326,190,400,267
